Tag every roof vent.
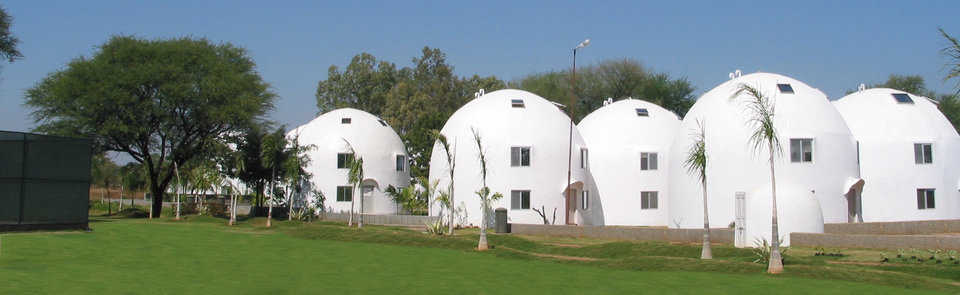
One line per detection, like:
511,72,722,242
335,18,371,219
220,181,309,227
474,88,485,99
511,99,525,108
777,83,795,94
735,69,742,77
858,83,866,92
341,118,352,124
892,93,914,104
602,97,614,106
636,108,649,117
377,119,388,127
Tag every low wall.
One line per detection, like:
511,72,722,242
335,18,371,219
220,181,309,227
792,232,960,250
825,220,960,235
321,213,438,226
510,224,734,244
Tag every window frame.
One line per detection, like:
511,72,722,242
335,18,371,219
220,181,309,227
641,191,659,210
917,188,935,210
580,148,588,169
914,143,933,164
336,186,353,202
341,117,352,124
337,153,354,169
789,138,815,163
510,146,531,167
640,152,658,171
892,93,914,104
395,154,406,172
511,99,525,108
777,83,795,94
511,190,531,210
635,108,649,117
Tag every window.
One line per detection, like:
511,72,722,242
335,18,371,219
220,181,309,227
917,189,935,209
790,138,814,163
893,93,914,104
636,108,649,117
641,191,658,209
341,117,352,124
581,190,589,210
337,153,354,169
640,152,658,170
511,190,531,209
396,155,406,172
511,147,531,167
336,186,353,202
580,148,588,169
511,99,525,108
914,143,933,164
777,83,794,94
377,119,388,127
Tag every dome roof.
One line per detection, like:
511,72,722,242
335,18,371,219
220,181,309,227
833,88,959,141
578,98,680,149
289,108,405,157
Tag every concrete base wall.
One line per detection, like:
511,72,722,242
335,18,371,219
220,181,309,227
321,213,438,226
825,220,960,235
510,224,734,244
792,232,960,250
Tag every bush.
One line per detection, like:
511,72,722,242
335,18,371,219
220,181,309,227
118,207,149,218
752,237,788,264
205,202,228,218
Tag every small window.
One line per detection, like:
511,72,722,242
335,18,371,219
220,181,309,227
511,190,531,209
581,190,589,210
395,155,406,172
341,118,352,124
511,99,525,108
511,147,531,167
893,93,914,104
337,153,354,169
914,143,933,164
336,186,353,202
635,108,649,117
580,148,588,169
641,191,658,209
377,119,388,127
790,138,814,163
640,152,658,170
917,189,935,209
777,84,794,94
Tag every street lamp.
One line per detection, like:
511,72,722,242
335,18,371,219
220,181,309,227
565,38,589,225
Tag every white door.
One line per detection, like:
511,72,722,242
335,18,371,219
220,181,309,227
734,192,746,248
362,185,375,214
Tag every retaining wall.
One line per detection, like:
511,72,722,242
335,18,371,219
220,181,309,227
825,220,960,235
510,223,734,244
321,212,438,226
792,232,960,250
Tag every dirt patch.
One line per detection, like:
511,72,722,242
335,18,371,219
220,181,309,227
499,246,600,262
544,243,585,248
826,260,885,266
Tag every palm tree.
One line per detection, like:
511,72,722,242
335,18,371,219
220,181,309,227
348,156,365,228
683,119,711,260
471,127,503,251
260,128,288,228
941,28,960,91
283,134,313,221
733,83,784,274
432,130,456,235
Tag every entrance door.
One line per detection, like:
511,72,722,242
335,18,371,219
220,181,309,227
734,192,746,248
566,188,576,225
362,185,375,214
846,189,862,223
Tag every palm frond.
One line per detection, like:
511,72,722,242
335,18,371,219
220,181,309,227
683,119,707,183
940,28,960,93
731,83,782,157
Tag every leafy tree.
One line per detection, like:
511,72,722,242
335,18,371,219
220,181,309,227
315,53,399,114
0,6,21,63
732,84,784,274
683,120,711,260
25,36,275,216
871,74,935,98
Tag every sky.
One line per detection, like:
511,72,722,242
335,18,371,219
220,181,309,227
2,0,959,137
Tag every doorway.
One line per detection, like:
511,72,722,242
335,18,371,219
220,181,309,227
362,185,375,214
845,188,863,223
566,188,577,225
734,192,746,248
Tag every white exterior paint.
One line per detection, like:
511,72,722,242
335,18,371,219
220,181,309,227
428,89,595,226
834,88,960,222
290,108,410,214
667,72,859,246
578,98,680,226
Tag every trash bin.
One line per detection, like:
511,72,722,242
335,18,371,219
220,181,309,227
495,208,510,233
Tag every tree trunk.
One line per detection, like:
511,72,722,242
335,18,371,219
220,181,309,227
478,201,488,251
767,141,784,274
348,185,355,227
267,168,275,228
701,178,712,260
447,181,455,235
287,182,293,221
358,183,364,229
228,194,236,226
150,185,163,219
119,185,124,211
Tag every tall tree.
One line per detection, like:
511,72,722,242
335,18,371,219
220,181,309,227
432,130,456,235
25,36,275,216
260,127,289,228
471,128,503,251
871,74,935,98
733,84,784,274
315,53,399,115
0,6,22,63
282,134,313,221
941,28,960,93
683,120,711,260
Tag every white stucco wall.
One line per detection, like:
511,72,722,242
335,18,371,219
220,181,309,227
290,108,410,215
428,89,595,226
578,98,680,226
834,88,960,222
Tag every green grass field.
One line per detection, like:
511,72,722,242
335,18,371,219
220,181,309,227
0,214,955,294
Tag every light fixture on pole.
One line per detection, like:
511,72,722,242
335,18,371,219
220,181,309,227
565,38,589,225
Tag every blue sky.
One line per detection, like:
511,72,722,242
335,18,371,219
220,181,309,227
2,0,959,135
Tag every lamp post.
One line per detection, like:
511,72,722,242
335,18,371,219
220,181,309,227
565,38,589,225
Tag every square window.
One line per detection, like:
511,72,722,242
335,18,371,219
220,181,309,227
777,84,794,94
790,138,814,163
641,191,658,209
341,118,352,124
914,143,933,164
337,153,354,169
640,152,658,170
336,186,353,202
893,93,914,104
581,190,589,210
395,155,406,172
636,108,649,117
917,189,935,209
511,147,531,167
511,190,530,209
511,99,525,108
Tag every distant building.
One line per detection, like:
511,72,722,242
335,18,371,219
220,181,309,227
291,108,410,215
834,88,960,222
578,98,680,226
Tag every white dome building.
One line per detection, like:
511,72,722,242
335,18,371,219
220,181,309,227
428,89,596,226
578,98,680,226
290,108,410,215
834,88,960,222
668,72,860,246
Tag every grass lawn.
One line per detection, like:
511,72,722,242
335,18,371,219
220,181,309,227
0,215,954,294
